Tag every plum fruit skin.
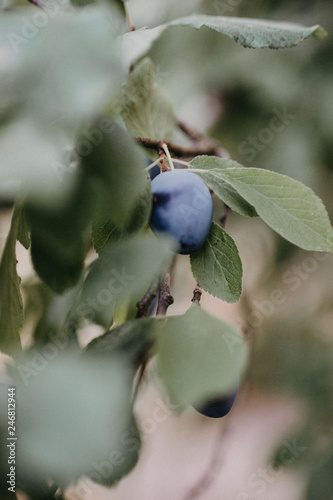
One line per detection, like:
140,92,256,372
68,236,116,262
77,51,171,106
149,170,213,255
194,388,238,418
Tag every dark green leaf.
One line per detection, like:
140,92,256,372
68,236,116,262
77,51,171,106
120,57,176,141
92,181,152,254
155,305,248,409
17,206,31,250
306,453,333,500
190,222,243,303
80,120,148,228
77,234,172,328
0,206,23,356
190,156,257,217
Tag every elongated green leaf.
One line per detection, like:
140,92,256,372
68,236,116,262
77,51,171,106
78,234,173,328
190,156,257,217
121,57,176,141
122,16,327,68
92,181,152,254
190,222,242,303
156,305,248,409
0,206,23,356
170,15,327,49
191,158,333,252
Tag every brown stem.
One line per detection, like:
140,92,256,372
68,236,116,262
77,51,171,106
136,279,159,318
156,273,174,315
178,120,204,142
27,0,46,8
137,137,230,160
191,284,202,304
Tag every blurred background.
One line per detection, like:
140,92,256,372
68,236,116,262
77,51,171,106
1,0,333,498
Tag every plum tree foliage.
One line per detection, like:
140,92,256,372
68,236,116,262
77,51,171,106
0,0,331,498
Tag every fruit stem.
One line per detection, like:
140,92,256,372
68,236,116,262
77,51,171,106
171,158,192,169
145,157,162,174
161,143,175,171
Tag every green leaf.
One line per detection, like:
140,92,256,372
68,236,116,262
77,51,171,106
121,16,327,68
120,57,176,141
169,15,327,49
202,165,333,252
77,234,172,328
80,120,148,227
26,173,93,294
0,206,23,356
13,351,140,487
190,156,257,217
92,181,152,254
155,305,248,409
190,222,243,303
17,206,31,250
85,318,155,370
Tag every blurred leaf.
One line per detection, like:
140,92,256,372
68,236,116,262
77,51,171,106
80,120,148,227
92,181,152,254
17,207,30,250
0,6,123,200
156,304,248,409
85,318,155,370
77,234,172,328
121,57,176,141
121,16,327,68
306,453,333,500
13,351,139,487
0,205,23,356
192,158,333,252
190,222,243,303
26,173,94,294
190,156,257,217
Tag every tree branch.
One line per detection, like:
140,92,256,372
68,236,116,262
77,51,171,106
220,205,231,230
191,284,202,304
136,279,159,318
137,137,230,160
156,273,174,315
27,0,46,8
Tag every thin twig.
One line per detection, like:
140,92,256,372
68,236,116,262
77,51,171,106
178,120,204,142
191,284,202,304
156,273,174,316
137,137,230,160
136,279,159,318
27,0,46,8
184,422,229,500
124,0,135,31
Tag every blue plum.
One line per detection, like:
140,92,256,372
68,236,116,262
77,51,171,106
149,170,213,254
194,387,238,418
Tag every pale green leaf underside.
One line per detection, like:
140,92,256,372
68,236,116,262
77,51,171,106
156,305,248,408
121,57,176,141
192,158,333,252
190,156,257,217
191,222,243,303
122,15,327,67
